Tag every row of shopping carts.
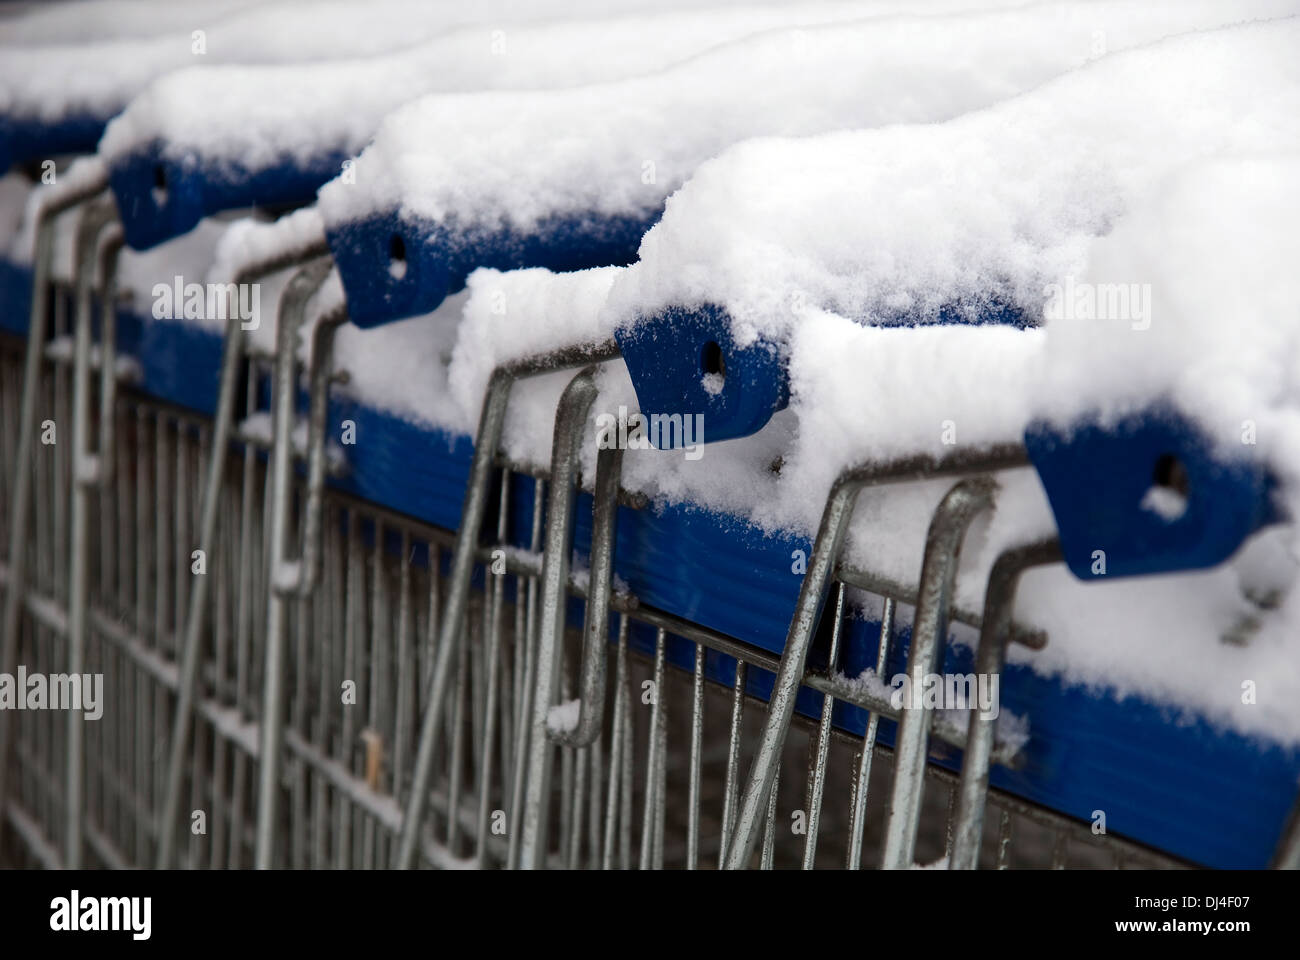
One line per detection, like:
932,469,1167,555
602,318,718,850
2,0,1299,871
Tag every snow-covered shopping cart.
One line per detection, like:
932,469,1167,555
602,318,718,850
1,0,1298,873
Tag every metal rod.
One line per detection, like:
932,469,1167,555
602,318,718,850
639,627,667,870
948,537,1061,869
687,640,704,870
719,660,746,869
880,476,998,869
277,301,350,597
846,597,894,869
254,256,334,869
548,445,623,747
802,581,844,869
519,367,600,868
600,616,628,870
65,197,120,868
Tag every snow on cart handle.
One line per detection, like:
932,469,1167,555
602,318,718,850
0,0,735,178
600,19,1297,577
100,0,968,250
314,0,1290,329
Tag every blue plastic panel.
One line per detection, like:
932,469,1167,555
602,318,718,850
134,315,225,415
328,209,656,328
619,300,1032,445
614,303,791,446
326,395,473,534
0,112,105,174
0,259,32,335
109,142,347,250
1026,408,1282,579
839,618,1300,869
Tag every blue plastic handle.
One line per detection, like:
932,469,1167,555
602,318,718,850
327,208,656,328
618,299,1031,447
0,112,105,175
108,142,346,250
614,303,790,447
1026,407,1281,579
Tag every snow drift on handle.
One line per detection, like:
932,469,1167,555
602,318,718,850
102,1,971,249
320,0,1294,329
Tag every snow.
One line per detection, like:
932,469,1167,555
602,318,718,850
604,19,1300,344
1031,156,1300,496
0,1,261,46
99,0,1024,169
8,157,109,278
1139,486,1189,522
322,20,1298,747
2,4,1298,751
4,0,793,126
588,17,1300,571
207,207,326,285
546,698,582,735
318,0,1299,235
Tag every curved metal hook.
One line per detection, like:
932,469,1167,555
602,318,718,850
547,442,623,748
519,366,602,869
255,255,334,869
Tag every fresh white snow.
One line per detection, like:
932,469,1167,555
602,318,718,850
5,0,817,125
100,1,1025,169
2,3,1298,750
317,0,1299,235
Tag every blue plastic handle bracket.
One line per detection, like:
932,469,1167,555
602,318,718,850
1025,406,1281,580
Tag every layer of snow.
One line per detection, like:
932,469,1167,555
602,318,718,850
1031,156,1300,496
7,157,109,278
604,19,1300,344
310,25,1300,745
4,0,794,125
318,0,1298,234
207,206,326,285
3,6,1298,751
0,0,261,46
100,0,1021,169
546,698,582,735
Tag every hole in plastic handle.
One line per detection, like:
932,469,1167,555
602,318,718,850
1142,452,1190,521
387,233,408,280
701,340,726,380
1153,453,1190,498
151,163,168,208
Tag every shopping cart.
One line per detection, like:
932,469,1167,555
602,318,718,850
0,305,1202,871
3,1,1300,874
5,180,1287,870
7,303,1299,871
0,1,476,176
